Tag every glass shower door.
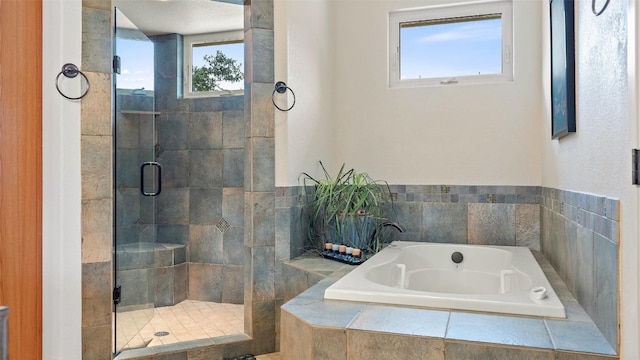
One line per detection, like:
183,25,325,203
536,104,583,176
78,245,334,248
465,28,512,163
113,7,159,354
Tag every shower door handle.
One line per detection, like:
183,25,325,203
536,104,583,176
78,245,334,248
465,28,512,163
140,162,162,196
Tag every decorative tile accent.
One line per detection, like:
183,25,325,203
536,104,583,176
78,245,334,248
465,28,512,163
132,218,148,234
155,143,164,158
217,218,231,234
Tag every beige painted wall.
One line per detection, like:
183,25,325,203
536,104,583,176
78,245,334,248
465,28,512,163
274,0,337,184
275,0,543,185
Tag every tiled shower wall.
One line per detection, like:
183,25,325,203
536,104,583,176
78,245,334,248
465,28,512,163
81,1,115,358
81,0,275,358
113,36,245,307
275,184,619,351
150,34,246,305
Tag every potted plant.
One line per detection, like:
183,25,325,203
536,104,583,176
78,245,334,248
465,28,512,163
299,162,398,257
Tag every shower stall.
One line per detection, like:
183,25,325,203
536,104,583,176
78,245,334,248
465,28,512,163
112,5,246,354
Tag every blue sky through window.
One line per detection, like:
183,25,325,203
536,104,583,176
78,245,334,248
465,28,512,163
116,38,155,90
400,17,502,80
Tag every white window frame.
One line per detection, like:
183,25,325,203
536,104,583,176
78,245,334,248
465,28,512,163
389,0,513,88
183,30,244,98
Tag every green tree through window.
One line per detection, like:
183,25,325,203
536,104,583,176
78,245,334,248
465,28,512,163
192,50,243,92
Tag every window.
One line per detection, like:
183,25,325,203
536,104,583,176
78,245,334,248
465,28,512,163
183,31,244,97
389,0,513,87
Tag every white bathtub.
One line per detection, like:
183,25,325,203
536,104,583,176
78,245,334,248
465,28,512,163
324,241,566,318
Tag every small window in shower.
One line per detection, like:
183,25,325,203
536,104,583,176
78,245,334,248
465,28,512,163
183,31,244,98
389,0,513,88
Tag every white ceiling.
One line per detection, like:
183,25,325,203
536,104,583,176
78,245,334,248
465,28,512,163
114,0,243,36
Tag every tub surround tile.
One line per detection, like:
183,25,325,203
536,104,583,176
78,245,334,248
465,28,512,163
445,341,554,360
280,309,312,359
555,351,619,360
563,221,579,292
348,331,445,360
540,189,619,353
545,320,616,355
313,327,346,360
282,297,363,329
280,253,618,359
592,234,619,350
275,207,292,262
276,263,325,302
572,226,595,316
516,204,540,250
423,203,468,243
446,312,553,349
468,203,516,246
562,300,594,323
348,305,449,338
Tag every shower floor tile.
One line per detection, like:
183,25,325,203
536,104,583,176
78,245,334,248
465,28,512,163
115,300,244,350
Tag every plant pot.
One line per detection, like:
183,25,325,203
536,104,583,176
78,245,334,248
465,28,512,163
330,213,375,250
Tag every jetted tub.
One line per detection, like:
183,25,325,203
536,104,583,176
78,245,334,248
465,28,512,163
324,241,566,318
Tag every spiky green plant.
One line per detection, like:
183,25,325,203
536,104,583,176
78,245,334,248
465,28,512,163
299,161,395,254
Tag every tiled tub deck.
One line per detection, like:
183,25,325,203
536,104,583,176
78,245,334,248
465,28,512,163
280,252,617,360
